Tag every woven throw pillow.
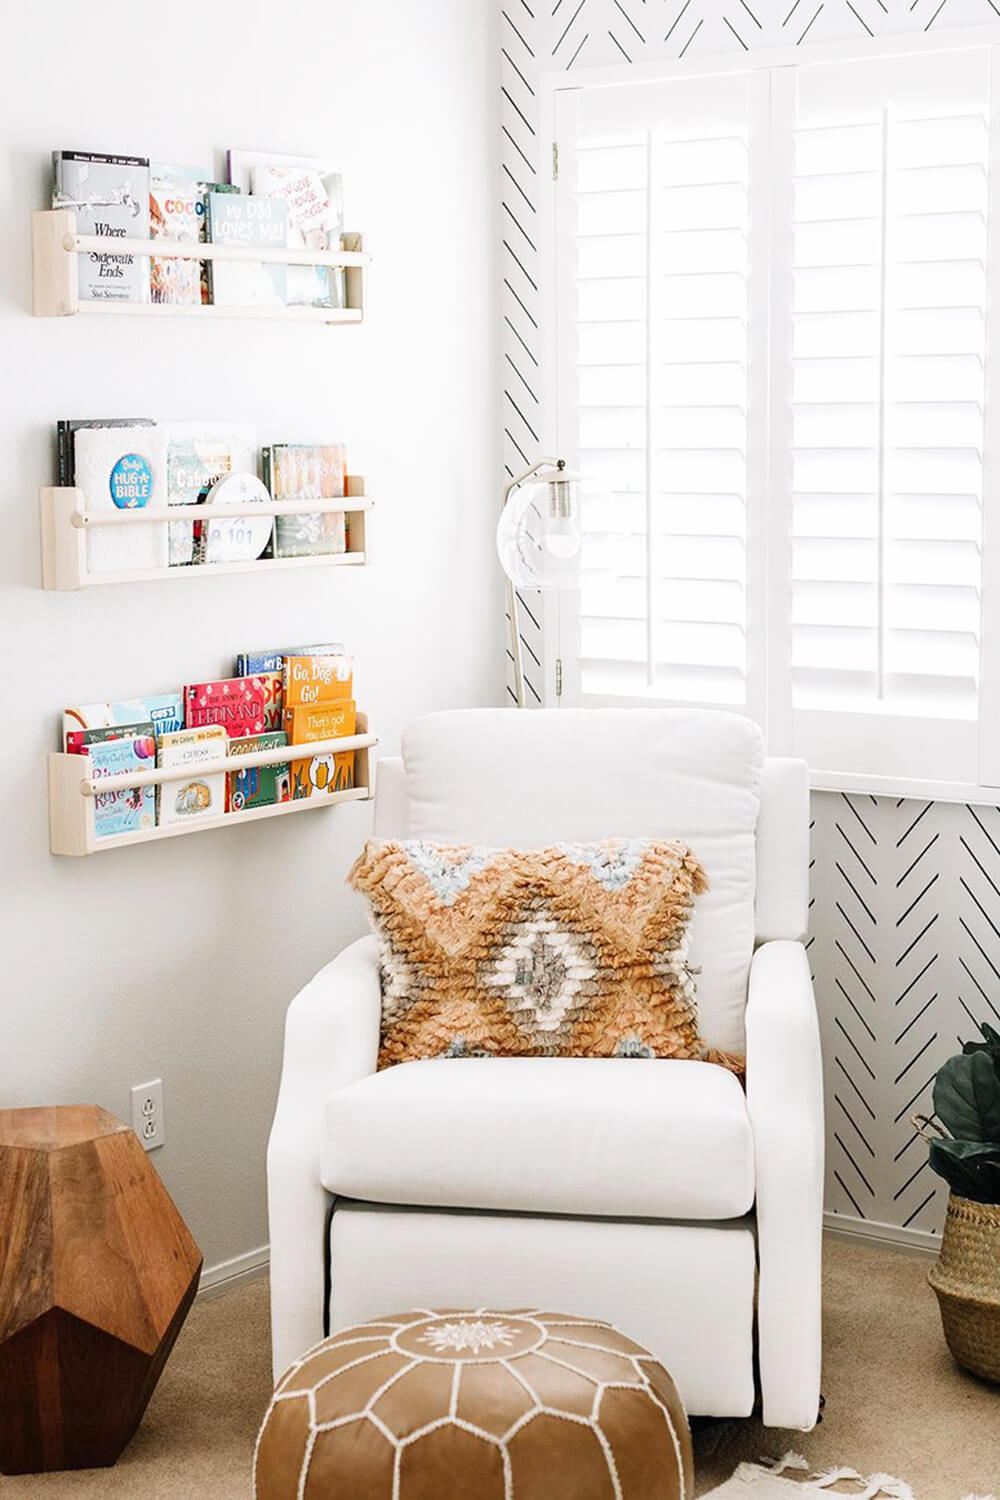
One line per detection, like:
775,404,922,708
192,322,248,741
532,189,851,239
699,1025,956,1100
349,837,738,1071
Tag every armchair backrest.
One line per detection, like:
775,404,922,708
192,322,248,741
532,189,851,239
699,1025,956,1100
372,709,808,1054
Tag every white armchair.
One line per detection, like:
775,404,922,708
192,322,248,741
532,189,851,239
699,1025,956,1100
268,708,823,1430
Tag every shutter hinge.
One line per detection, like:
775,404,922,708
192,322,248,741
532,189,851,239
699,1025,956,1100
552,142,559,181
555,658,563,698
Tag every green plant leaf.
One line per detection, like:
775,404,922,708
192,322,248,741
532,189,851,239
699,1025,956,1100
928,1138,1000,1205
933,1050,1000,1142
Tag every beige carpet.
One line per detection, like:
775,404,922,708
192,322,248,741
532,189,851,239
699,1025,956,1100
2,1236,998,1499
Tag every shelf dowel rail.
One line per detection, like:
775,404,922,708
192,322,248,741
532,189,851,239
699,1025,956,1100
63,232,369,269
69,498,374,528
75,732,378,796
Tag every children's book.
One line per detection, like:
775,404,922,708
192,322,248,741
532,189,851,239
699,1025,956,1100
205,192,286,306
284,700,356,743
75,425,169,574
149,178,200,305
286,699,356,800
64,693,183,751
246,157,345,308
183,676,269,736
262,444,346,558
227,731,290,812
253,671,283,731
158,726,227,825
150,165,237,303
164,421,256,566
88,733,157,837
283,653,353,708
57,418,155,486
52,150,150,302
234,642,345,676
201,473,272,565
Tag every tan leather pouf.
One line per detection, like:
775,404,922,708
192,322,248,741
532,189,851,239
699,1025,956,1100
255,1309,693,1500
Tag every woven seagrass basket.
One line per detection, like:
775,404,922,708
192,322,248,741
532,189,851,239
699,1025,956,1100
928,1193,1000,1384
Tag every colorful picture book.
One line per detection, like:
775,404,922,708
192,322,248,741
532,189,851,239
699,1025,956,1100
52,150,150,302
283,654,353,707
64,694,183,752
158,727,227,824
89,733,157,836
263,444,346,558
228,732,290,812
235,642,344,676
183,676,270,736
149,177,200,305
206,192,287,307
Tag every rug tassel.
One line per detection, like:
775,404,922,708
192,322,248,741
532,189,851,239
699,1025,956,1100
760,1453,810,1476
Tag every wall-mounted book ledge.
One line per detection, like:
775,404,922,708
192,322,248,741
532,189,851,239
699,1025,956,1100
32,210,368,322
40,477,371,589
49,718,377,856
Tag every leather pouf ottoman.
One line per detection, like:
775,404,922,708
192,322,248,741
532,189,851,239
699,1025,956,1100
255,1309,693,1500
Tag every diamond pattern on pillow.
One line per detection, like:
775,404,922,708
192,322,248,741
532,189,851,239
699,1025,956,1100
348,838,741,1072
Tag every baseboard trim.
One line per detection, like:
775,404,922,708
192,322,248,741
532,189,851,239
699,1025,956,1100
197,1243,270,1299
824,1211,939,1258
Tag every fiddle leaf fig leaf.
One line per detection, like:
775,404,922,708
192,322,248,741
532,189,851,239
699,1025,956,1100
933,1050,1000,1143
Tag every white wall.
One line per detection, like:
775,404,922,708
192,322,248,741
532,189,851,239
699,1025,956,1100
1,0,500,1275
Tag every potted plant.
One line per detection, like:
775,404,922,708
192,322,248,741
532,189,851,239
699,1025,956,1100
917,1021,1000,1382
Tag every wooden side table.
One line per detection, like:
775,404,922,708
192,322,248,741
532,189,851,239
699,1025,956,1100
0,1104,202,1474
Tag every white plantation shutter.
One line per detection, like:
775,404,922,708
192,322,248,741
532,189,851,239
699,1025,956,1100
777,49,992,782
555,73,764,711
553,42,1000,792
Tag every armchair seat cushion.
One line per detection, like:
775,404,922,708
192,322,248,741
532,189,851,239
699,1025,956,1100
321,1057,754,1220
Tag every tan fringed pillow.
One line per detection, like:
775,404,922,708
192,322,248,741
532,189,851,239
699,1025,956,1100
348,837,737,1072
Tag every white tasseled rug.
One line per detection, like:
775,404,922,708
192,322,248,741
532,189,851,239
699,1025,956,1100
706,1452,998,1500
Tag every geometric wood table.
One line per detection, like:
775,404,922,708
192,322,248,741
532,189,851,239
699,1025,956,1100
0,1105,202,1474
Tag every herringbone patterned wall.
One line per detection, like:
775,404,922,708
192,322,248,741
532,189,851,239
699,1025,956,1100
501,0,1000,1244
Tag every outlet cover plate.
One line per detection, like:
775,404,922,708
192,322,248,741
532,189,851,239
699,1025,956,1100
130,1078,164,1151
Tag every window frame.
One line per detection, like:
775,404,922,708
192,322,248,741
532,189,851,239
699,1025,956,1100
537,24,1000,806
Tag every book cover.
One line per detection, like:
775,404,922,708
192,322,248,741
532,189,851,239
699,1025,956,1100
52,150,150,302
57,418,154,487
149,178,200,305
64,693,184,751
75,425,168,574
201,472,272,565
158,726,227,825
283,653,353,708
264,443,346,558
88,733,157,837
255,671,283,731
163,421,256,565
286,698,356,801
227,731,290,812
290,749,356,800
284,700,356,743
250,159,345,308
183,676,269,735
234,641,345,676
205,192,286,307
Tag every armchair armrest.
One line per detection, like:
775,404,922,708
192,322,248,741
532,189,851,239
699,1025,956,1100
267,934,381,1379
746,940,824,1431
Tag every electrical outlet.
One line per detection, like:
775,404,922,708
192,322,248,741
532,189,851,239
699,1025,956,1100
130,1078,165,1151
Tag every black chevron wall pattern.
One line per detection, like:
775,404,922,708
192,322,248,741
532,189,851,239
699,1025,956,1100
501,0,1000,1242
